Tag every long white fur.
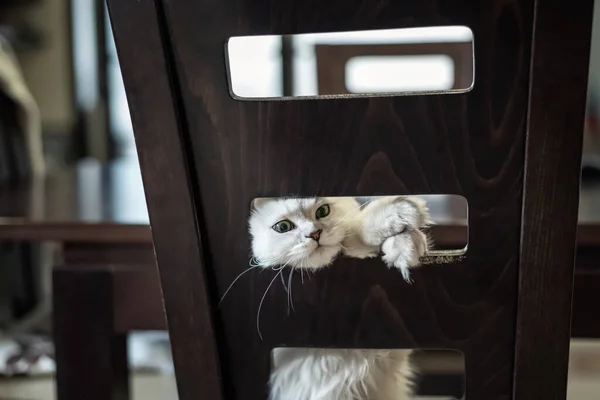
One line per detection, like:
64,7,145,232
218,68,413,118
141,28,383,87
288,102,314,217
270,348,414,400
248,196,430,400
249,196,430,278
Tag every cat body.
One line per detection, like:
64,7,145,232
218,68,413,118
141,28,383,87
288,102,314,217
270,348,413,400
248,196,430,400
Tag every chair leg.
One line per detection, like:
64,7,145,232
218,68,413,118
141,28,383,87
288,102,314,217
53,267,130,400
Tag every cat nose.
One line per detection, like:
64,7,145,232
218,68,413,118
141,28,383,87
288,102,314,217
307,229,322,241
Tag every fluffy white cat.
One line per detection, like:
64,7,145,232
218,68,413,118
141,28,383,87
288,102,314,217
248,196,430,400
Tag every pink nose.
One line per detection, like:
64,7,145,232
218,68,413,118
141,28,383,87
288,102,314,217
307,230,322,241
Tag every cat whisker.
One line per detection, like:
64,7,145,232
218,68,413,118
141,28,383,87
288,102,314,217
249,257,262,267
272,263,289,271
253,255,286,270
253,254,287,268
287,268,295,315
305,256,317,269
273,259,294,294
327,197,379,233
250,256,284,268
327,215,364,237
218,265,259,307
329,208,362,228
280,272,288,292
341,226,362,237
257,268,285,340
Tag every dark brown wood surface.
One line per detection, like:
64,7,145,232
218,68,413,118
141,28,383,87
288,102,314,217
167,2,527,396
106,0,593,399
53,267,129,400
106,1,224,399
513,0,594,398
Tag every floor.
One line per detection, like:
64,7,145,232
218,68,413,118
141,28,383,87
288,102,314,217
0,339,599,399
0,373,177,400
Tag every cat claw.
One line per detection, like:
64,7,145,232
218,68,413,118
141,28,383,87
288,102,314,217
390,258,414,283
399,266,413,283
381,230,427,283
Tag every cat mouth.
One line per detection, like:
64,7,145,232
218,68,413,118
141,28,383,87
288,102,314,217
303,240,341,259
306,243,324,255
311,243,338,254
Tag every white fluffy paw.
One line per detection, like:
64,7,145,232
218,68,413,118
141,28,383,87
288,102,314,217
361,198,426,246
381,228,429,282
360,196,431,281
378,197,430,282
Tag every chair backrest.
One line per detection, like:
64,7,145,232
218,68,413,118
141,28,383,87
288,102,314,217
107,0,593,399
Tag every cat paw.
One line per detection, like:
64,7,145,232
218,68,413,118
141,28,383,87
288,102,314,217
377,197,430,282
381,228,429,282
362,197,430,247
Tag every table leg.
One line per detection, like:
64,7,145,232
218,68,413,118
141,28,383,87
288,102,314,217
53,267,130,400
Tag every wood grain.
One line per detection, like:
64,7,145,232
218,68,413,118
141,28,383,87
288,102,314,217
108,0,592,399
106,0,223,399
51,266,600,340
513,0,594,398
161,0,531,398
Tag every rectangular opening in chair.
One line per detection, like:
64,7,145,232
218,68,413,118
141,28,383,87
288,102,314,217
226,26,474,100
248,195,467,279
270,348,465,399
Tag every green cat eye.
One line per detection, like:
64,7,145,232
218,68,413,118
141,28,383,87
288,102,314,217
272,219,295,233
315,204,330,219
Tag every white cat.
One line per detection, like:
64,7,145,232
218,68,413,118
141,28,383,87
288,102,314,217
249,196,430,279
248,196,430,400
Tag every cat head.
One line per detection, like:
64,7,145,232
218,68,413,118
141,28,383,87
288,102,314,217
248,197,357,270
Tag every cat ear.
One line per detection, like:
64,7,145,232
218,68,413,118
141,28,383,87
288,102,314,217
251,197,270,211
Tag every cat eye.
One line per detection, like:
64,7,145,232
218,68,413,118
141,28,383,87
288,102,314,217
272,220,295,233
315,204,330,219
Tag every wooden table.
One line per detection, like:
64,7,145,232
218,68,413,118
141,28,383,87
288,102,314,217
0,157,599,400
0,157,160,400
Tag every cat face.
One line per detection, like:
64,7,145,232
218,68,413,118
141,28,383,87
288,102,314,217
249,197,351,269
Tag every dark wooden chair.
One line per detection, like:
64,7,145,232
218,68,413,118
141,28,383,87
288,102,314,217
107,0,593,399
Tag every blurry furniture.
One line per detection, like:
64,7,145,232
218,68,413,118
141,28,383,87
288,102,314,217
315,41,473,95
0,157,161,400
0,91,32,329
107,0,593,399
583,2,600,172
0,35,44,178
0,34,45,342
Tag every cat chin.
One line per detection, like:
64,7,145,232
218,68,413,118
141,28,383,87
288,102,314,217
302,244,342,270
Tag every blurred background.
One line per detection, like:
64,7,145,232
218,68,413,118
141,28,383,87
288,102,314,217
0,0,598,399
